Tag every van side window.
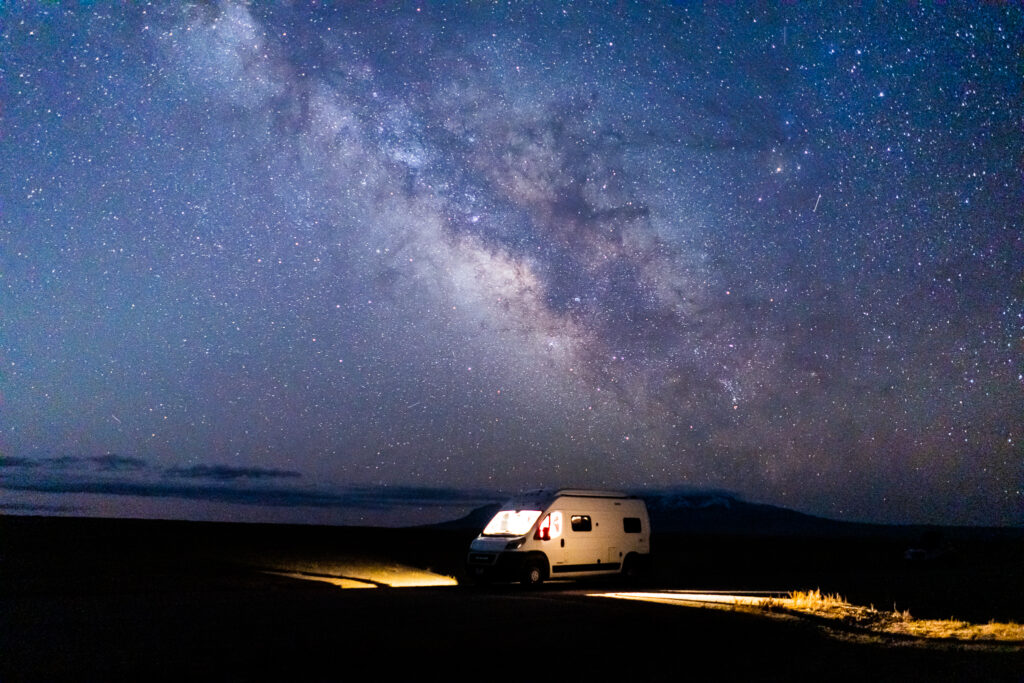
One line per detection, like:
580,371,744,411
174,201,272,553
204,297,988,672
623,517,642,533
570,515,592,532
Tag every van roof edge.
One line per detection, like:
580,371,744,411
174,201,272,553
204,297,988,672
552,488,632,498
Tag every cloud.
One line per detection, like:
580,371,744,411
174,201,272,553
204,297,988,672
0,502,76,513
89,455,149,472
0,455,148,472
0,477,499,511
0,455,499,511
0,456,87,470
165,464,302,481
0,457,41,469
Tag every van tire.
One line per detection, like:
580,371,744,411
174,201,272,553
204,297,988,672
522,559,546,586
622,553,647,583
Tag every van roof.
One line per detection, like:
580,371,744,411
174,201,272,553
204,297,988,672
555,488,631,498
519,488,633,499
500,488,641,511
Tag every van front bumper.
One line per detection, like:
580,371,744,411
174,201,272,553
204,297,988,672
465,550,536,582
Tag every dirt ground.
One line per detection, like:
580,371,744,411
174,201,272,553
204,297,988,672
2,516,1021,681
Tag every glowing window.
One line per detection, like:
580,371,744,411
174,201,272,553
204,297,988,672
482,510,541,536
549,511,563,538
535,511,563,540
570,515,592,532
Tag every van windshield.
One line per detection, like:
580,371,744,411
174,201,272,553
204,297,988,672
482,510,541,536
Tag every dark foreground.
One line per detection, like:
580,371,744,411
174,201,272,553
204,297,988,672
2,516,1022,682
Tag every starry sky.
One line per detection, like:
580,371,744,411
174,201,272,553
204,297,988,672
1,1,1021,527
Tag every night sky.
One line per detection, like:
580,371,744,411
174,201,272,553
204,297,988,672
1,2,1021,527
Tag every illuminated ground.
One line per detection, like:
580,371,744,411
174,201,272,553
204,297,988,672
592,590,1024,644
261,560,457,589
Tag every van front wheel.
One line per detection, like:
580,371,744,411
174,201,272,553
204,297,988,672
522,560,545,586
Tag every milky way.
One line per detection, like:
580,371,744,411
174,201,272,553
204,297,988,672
1,2,1021,525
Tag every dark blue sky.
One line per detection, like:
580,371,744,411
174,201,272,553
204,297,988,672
1,2,1021,526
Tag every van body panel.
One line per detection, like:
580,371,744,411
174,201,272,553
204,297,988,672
466,489,650,583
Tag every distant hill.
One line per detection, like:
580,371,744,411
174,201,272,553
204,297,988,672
430,492,879,537
643,492,876,536
429,503,503,531
428,491,1023,538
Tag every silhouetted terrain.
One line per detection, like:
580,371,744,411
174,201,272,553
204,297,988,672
1,513,1021,681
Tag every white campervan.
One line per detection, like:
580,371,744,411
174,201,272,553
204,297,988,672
466,489,650,585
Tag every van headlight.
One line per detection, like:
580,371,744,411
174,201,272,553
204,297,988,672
505,537,525,550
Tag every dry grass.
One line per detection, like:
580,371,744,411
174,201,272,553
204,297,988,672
765,589,1024,642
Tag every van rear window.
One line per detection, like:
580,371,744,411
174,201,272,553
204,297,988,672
623,517,642,533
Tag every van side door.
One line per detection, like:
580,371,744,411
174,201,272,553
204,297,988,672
561,511,604,571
